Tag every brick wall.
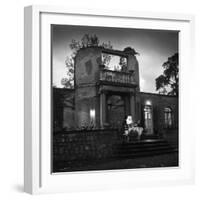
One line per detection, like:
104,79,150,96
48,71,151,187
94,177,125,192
139,92,178,147
53,129,121,163
53,88,75,131
53,89,178,147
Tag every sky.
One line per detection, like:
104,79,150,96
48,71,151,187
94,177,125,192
52,25,178,93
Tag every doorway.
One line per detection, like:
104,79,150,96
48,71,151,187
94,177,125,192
144,105,153,134
107,94,126,128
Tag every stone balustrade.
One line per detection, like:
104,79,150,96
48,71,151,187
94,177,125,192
100,69,135,85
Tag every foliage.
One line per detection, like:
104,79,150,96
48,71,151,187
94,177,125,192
155,53,179,96
61,34,113,88
123,46,139,55
61,56,75,89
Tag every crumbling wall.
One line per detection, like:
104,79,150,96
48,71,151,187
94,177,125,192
74,47,102,128
53,129,121,171
53,88,75,131
139,92,178,147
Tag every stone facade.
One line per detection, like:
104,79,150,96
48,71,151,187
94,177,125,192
53,88,75,131
53,46,178,136
53,89,178,137
139,92,178,132
138,92,178,146
53,129,121,169
73,47,139,129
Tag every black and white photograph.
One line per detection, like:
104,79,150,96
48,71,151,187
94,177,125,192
52,25,179,173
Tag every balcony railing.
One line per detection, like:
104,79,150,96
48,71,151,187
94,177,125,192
100,69,135,85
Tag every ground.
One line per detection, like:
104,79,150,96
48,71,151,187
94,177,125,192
54,152,178,172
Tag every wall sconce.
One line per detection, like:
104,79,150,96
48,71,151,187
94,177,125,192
145,100,152,106
90,109,95,125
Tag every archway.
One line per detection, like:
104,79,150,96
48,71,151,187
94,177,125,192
144,101,153,134
107,94,126,128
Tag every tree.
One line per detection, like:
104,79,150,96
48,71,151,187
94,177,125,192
155,53,179,96
61,56,75,89
61,34,113,88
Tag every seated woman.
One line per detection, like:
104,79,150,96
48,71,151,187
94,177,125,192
123,116,143,141
122,115,133,142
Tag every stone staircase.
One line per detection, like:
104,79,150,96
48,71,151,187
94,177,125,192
113,139,178,159
53,131,178,172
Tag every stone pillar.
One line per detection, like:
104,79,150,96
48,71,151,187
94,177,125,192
127,54,140,92
130,93,136,122
124,95,130,116
135,94,141,122
100,91,106,128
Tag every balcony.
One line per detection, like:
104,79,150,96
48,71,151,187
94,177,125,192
99,69,136,87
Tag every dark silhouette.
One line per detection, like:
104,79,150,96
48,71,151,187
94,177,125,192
155,53,179,96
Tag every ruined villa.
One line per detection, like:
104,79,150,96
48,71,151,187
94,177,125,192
53,46,178,137
52,46,178,171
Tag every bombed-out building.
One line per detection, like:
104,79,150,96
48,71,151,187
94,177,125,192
53,46,178,172
54,46,178,138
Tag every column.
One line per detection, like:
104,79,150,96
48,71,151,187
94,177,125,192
124,95,130,116
130,93,136,122
100,91,106,128
135,95,141,122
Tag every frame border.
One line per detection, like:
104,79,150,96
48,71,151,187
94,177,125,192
24,5,195,194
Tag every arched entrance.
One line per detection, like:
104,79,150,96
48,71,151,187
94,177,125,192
144,101,153,134
107,94,126,128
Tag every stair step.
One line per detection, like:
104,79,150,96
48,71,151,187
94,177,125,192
118,143,169,149
113,139,176,159
114,149,177,158
116,146,173,153
121,139,167,144
116,145,173,153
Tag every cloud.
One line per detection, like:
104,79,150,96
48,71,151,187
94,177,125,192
140,76,146,91
52,25,178,93
53,58,67,88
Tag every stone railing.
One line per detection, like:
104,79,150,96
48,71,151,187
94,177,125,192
100,69,135,85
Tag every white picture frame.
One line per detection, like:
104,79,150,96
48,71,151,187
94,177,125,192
24,5,195,194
